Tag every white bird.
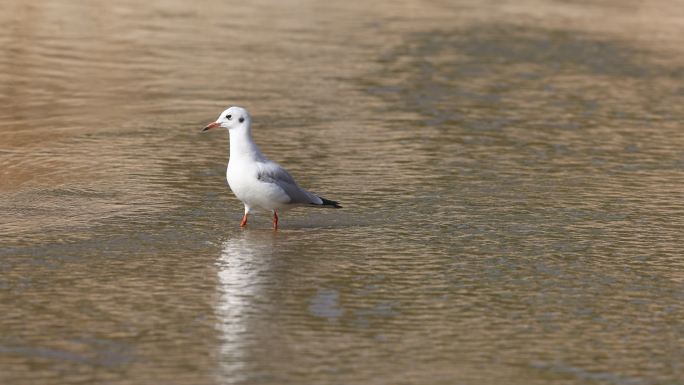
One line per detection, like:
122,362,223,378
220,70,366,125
202,106,341,230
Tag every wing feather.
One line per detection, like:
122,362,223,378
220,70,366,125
256,162,323,205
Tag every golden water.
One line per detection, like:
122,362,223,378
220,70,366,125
1,1,683,384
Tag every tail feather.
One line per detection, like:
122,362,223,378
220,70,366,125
314,196,342,208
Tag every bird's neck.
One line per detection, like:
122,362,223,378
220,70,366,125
228,127,264,162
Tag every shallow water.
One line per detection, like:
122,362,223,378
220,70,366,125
1,1,683,384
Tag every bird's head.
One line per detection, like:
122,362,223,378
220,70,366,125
202,106,251,132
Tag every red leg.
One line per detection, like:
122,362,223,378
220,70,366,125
272,210,278,230
240,213,248,228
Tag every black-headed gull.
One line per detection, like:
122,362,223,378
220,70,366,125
202,106,341,230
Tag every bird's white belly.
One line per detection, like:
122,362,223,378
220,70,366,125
226,166,290,210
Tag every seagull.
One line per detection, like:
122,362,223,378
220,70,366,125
202,106,341,230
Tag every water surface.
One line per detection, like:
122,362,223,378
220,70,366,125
1,1,683,384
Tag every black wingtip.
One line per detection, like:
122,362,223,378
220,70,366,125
318,197,342,208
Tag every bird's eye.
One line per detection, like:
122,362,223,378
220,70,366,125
226,114,232,120
239,117,244,123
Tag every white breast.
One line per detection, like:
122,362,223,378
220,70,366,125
226,160,290,210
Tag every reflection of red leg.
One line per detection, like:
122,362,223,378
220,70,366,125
240,214,248,227
273,210,278,230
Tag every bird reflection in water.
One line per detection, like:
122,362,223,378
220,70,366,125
215,231,278,382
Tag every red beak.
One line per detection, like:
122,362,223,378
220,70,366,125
202,122,221,132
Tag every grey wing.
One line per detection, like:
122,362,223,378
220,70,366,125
256,162,323,205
